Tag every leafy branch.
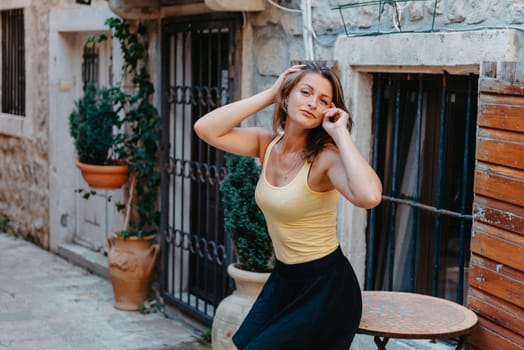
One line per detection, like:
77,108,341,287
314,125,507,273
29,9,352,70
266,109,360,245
96,18,161,238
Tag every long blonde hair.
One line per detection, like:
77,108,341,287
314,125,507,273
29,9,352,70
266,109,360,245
272,62,352,161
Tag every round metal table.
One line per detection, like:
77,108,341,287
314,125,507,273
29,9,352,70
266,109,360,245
357,291,478,350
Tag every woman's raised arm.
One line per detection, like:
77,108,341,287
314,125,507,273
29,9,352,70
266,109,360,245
322,107,382,208
193,89,274,157
193,65,304,158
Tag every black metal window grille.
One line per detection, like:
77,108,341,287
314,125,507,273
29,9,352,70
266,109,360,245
161,14,241,325
1,8,25,116
333,0,438,36
82,45,99,91
367,73,478,305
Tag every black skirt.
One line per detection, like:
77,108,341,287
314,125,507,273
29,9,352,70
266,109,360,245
232,246,362,350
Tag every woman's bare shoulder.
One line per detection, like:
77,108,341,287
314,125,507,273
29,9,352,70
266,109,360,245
258,129,278,163
316,144,340,168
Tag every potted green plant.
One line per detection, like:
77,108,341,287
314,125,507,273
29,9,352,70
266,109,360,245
96,17,161,311
211,152,273,350
69,81,128,190
220,152,273,272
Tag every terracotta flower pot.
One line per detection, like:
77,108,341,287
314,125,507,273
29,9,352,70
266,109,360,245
107,234,160,311
76,161,129,190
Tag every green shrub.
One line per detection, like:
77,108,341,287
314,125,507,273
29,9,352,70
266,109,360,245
76,18,161,239
103,17,161,238
220,153,273,272
0,215,17,237
68,83,126,165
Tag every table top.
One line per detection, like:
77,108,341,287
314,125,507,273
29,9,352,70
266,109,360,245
358,291,478,339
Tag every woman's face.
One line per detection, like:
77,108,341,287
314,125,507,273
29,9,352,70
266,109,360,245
285,72,333,129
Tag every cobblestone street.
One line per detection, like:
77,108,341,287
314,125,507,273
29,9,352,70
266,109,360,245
0,234,210,350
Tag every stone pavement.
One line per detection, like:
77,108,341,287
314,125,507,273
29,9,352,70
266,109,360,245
0,233,211,350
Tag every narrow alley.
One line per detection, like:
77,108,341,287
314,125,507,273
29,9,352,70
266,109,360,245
0,233,210,350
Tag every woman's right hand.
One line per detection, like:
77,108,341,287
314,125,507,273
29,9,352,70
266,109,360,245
194,67,305,159
269,65,305,97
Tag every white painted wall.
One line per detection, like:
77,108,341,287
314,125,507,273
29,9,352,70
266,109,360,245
48,4,122,251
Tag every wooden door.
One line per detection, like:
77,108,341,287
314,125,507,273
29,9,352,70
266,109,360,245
467,61,524,349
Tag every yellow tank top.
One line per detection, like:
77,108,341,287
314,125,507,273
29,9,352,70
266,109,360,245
255,134,341,264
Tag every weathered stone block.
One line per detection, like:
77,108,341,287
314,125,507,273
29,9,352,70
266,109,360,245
255,37,289,76
250,4,282,27
507,1,524,24
466,0,490,25
288,39,306,61
446,0,467,24
281,12,302,36
408,2,425,22
312,7,344,36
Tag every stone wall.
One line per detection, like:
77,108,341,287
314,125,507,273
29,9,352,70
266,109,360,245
0,1,51,247
245,0,524,127
240,0,524,287
0,139,49,246
0,0,108,248
2,0,524,250
243,0,524,135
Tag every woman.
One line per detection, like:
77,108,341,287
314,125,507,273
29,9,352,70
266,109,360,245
194,63,382,350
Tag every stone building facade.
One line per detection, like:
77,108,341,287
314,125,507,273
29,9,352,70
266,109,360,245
107,1,524,349
0,0,120,249
229,1,524,288
107,0,524,304
1,0,523,348
2,0,522,257
0,0,52,247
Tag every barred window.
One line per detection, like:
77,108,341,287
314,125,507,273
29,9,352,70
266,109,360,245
1,8,25,116
82,44,99,91
368,73,477,305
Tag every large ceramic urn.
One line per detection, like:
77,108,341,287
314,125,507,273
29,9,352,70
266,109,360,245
212,264,270,350
107,234,160,310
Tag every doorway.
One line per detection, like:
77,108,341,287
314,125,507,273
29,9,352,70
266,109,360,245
161,13,242,324
72,32,122,253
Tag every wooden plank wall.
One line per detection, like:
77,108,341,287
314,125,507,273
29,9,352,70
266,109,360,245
467,61,524,349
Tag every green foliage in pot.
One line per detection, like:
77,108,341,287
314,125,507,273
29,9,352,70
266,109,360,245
220,153,273,272
69,18,160,239
100,18,161,239
69,82,126,165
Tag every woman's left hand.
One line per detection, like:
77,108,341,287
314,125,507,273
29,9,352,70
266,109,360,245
322,106,350,138
322,105,383,208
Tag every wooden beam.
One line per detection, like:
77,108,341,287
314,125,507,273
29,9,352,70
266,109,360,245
469,256,524,306
471,225,524,271
474,163,524,208
467,288,524,337
473,196,524,236
467,316,524,350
